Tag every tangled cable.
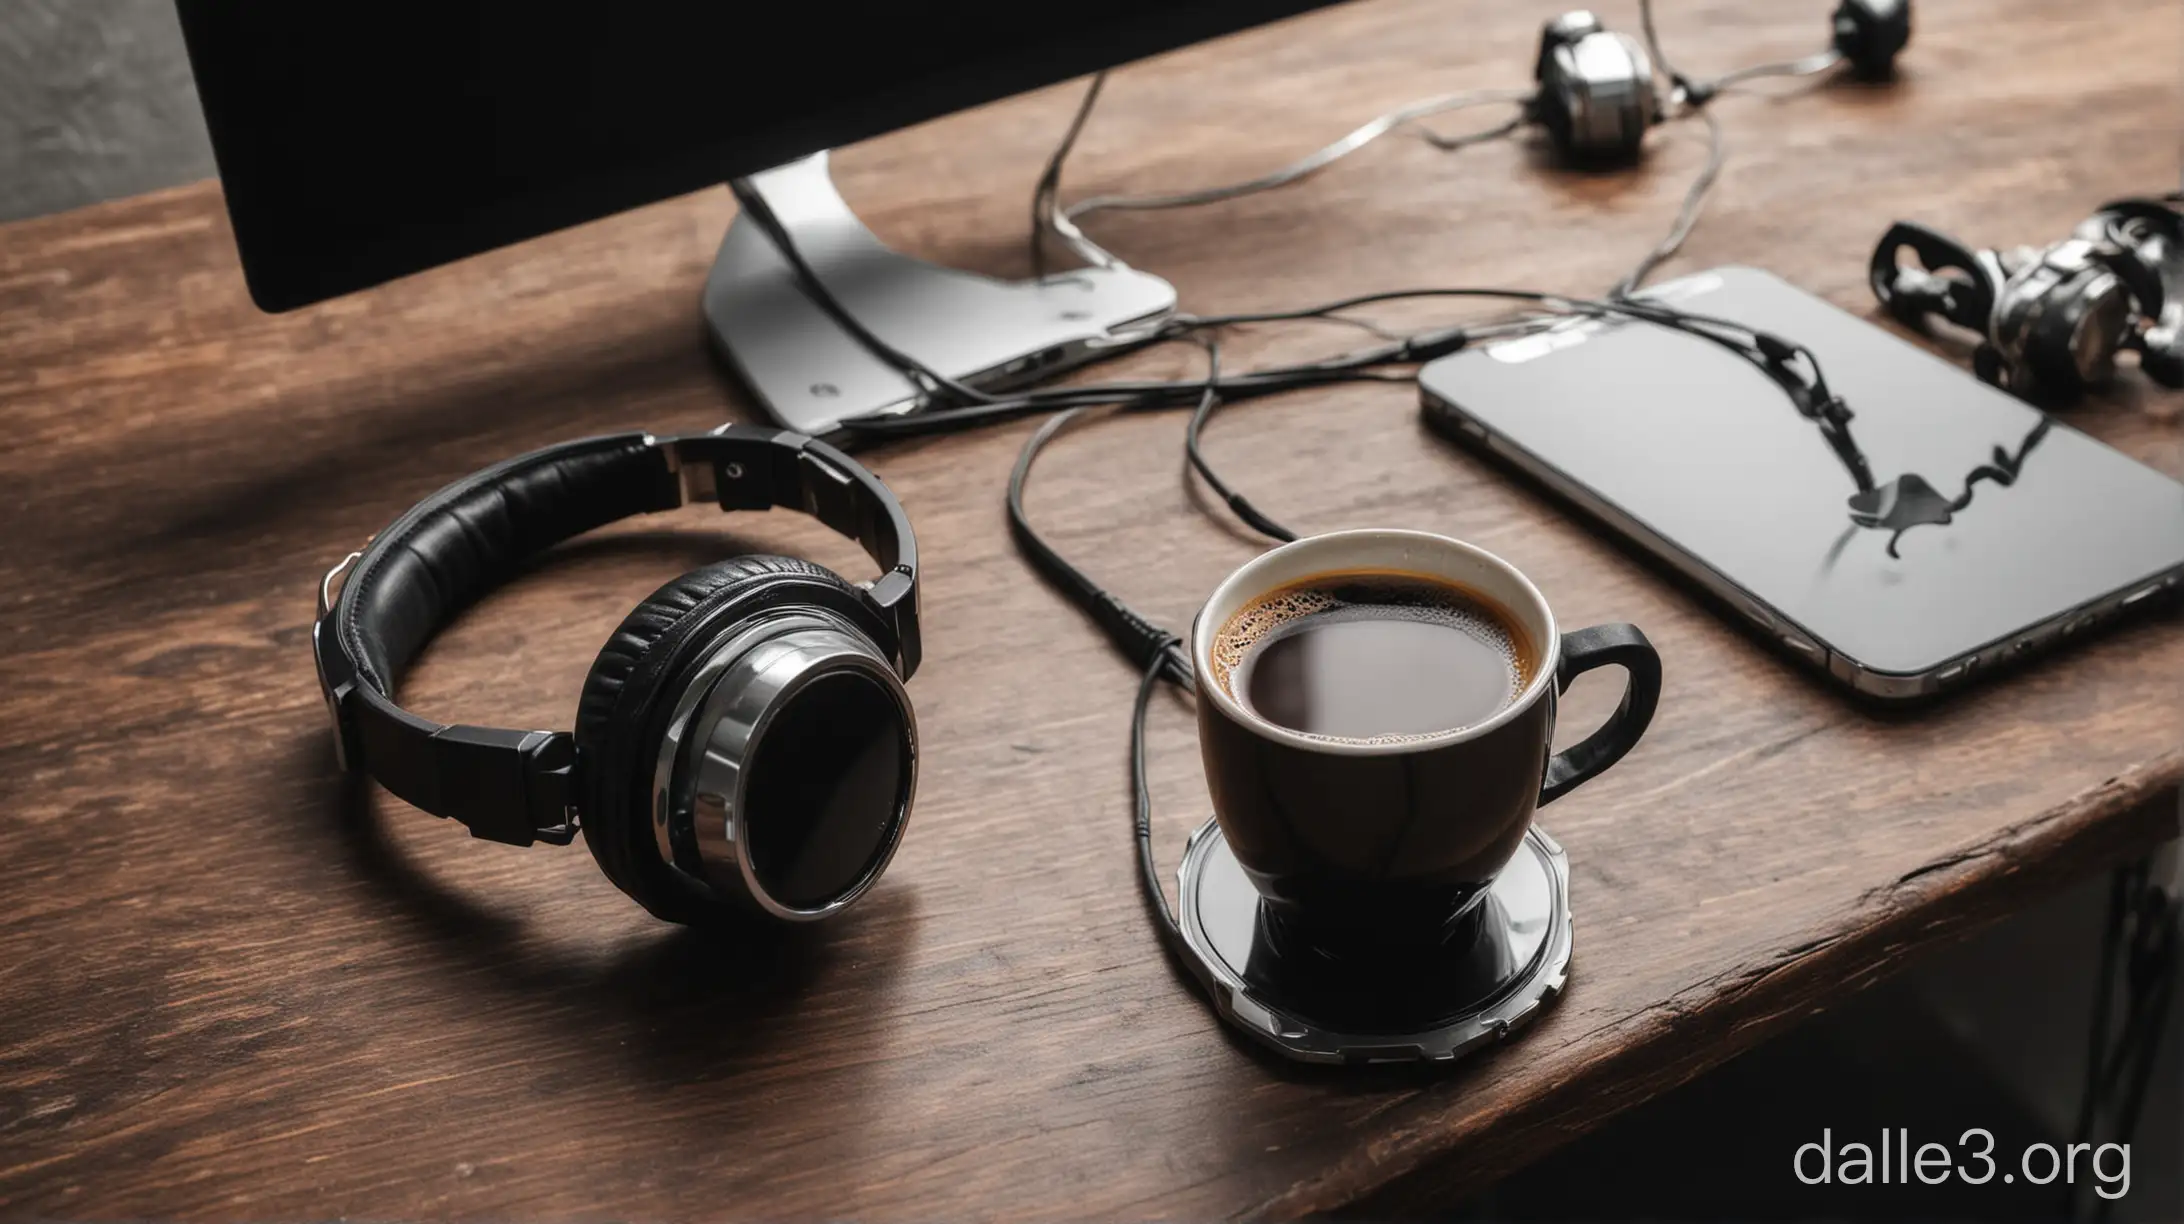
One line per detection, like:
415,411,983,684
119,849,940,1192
1027,1,1871,301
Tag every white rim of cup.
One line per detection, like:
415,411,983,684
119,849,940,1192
1191,528,1562,757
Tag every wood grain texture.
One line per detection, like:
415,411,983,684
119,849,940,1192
1,0,2180,1218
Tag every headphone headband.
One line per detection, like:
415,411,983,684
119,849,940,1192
312,426,920,847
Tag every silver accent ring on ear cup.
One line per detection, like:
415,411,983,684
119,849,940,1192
648,609,844,868
648,610,917,922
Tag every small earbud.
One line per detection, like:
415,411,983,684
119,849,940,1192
1532,10,1660,163
1832,0,1912,80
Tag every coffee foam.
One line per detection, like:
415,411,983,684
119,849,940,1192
1210,571,1534,744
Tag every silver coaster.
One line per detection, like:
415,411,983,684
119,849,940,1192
1176,819,1572,1065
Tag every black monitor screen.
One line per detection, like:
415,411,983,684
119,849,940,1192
174,2,1346,311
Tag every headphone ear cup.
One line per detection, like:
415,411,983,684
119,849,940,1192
575,554,855,923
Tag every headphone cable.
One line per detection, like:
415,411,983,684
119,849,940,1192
1615,103,1726,298
1162,287,1881,543
1183,340,1300,543
730,178,1000,411
1052,86,1534,240
742,13,1834,406
1006,402,1192,683
1637,0,1845,104
1004,381,1209,960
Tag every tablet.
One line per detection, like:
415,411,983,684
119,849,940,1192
1417,265,2184,700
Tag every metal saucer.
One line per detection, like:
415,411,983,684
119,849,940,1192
1176,819,1572,1065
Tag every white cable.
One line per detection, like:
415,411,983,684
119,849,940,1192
1062,87,1533,220
1712,49,1845,92
1042,86,1534,268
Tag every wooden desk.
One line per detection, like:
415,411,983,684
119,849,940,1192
1,0,2177,1216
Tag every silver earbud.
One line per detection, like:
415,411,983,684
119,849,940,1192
1533,11,1660,162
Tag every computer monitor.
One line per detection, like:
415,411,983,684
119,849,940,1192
174,2,1347,433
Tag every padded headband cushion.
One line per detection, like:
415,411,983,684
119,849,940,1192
575,554,871,923
341,436,674,698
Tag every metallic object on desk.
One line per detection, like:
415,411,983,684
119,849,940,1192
1870,197,2184,403
1533,10,1658,162
312,428,927,928
1831,0,1912,80
1175,820,1573,1064
705,153,1176,439
648,608,917,923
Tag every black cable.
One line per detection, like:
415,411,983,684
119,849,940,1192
1171,292,1873,541
838,368,1418,438
1002,390,1199,958
1183,341,1299,543
1005,404,1191,683
1175,285,1776,336
1130,645,1190,954
837,287,1634,440
1173,285,1570,329
729,178,999,409
847,282,1876,497
834,347,1429,439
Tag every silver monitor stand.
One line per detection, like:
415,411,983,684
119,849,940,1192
703,152,1178,437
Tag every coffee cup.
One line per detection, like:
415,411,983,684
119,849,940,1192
1191,529,1661,953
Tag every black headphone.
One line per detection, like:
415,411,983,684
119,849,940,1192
1869,198,2184,402
313,427,924,927
1532,1,1909,163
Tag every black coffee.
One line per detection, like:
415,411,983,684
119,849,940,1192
1212,571,1534,742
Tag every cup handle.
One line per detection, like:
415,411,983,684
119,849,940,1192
1539,623,1662,807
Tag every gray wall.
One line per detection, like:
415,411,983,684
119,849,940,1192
0,0,211,222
